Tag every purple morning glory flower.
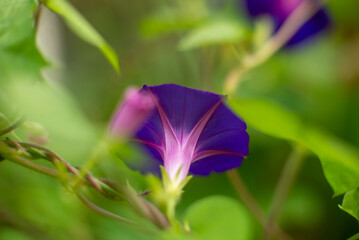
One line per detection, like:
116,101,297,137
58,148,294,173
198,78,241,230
243,0,330,46
128,84,249,184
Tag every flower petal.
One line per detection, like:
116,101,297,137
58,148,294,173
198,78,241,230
189,155,244,175
243,0,330,47
285,9,330,46
132,84,249,177
143,84,222,142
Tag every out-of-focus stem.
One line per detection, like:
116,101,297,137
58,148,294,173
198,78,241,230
224,0,327,94
0,119,24,137
0,142,58,177
262,145,306,240
76,192,135,225
0,140,169,230
226,170,292,240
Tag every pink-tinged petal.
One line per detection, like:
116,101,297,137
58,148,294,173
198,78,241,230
110,87,155,139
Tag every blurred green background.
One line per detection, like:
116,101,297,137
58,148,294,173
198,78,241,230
1,0,359,239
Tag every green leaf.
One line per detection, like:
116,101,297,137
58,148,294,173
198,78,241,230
181,196,253,240
229,98,303,142
178,18,248,51
140,0,208,38
0,0,46,79
347,233,359,240
41,0,120,73
305,128,359,196
5,80,98,165
229,98,359,196
340,188,359,221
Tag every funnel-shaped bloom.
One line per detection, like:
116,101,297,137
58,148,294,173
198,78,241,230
131,84,249,184
244,0,330,46
110,87,156,139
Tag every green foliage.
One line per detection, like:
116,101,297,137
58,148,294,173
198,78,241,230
4,80,98,164
229,98,359,219
347,233,359,240
0,0,46,79
178,18,248,50
40,0,120,73
229,98,303,142
183,196,253,240
140,5,207,38
340,188,359,221
160,196,253,240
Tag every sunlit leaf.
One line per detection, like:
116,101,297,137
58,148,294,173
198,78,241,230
347,233,359,240
229,98,302,142
305,128,359,196
178,18,248,50
41,0,120,73
182,196,253,240
0,0,46,79
229,98,359,196
340,188,359,221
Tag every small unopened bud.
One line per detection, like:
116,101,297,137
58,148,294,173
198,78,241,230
110,87,155,139
23,121,49,145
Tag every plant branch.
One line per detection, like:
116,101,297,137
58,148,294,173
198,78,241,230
0,119,24,137
226,169,292,240
76,192,135,225
262,145,306,240
0,139,169,230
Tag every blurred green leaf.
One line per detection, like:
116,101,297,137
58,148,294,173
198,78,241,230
229,98,359,196
140,0,208,38
0,228,34,240
4,80,98,165
178,18,248,50
347,233,359,240
180,196,253,240
229,98,303,142
340,188,359,221
41,0,120,73
305,129,359,196
0,0,46,79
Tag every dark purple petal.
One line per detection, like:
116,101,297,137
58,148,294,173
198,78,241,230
244,0,275,17
190,155,244,175
190,102,249,175
143,84,222,142
284,8,330,46
243,0,331,47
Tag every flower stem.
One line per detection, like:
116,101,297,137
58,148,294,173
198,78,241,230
262,145,306,240
224,0,328,94
0,139,169,230
0,119,24,137
0,142,58,177
226,169,292,240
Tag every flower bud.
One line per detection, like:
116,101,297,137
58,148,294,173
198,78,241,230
23,121,49,145
110,86,155,139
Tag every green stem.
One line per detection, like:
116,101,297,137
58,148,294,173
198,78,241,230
1,140,169,230
0,142,58,177
226,169,292,240
76,192,135,225
224,0,328,94
0,119,24,137
262,145,306,240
